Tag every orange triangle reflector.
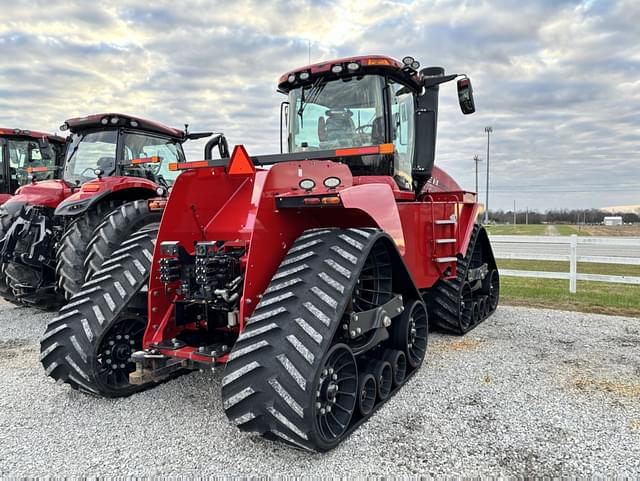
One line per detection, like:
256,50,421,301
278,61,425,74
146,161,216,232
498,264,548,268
227,144,255,175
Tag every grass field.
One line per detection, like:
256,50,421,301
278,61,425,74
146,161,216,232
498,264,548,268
499,277,640,317
486,223,640,237
496,259,640,317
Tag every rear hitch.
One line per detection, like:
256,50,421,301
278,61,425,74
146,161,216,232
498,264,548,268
129,343,232,384
130,349,186,385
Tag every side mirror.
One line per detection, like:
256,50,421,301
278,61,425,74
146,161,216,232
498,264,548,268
457,77,475,115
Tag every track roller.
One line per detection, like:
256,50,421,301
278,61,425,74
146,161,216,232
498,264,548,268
357,373,377,416
382,349,407,386
368,359,392,400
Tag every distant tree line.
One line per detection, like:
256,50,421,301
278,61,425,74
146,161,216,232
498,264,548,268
488,208,640,224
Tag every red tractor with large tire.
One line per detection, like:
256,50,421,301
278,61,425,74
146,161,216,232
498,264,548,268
41,55,499,451
0,113,211,307
0,128,67,205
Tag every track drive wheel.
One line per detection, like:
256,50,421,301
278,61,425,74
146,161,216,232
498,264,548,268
40,225,158,397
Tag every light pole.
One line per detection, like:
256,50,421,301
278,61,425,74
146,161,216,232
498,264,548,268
473,155,482,195
484,126,493,224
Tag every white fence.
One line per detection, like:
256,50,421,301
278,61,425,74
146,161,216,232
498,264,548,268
489,235,640,293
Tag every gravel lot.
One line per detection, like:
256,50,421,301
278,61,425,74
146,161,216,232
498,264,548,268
1,300,639,476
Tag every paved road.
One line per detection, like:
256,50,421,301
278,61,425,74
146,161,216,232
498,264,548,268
491,236,640,260
1,301,639,476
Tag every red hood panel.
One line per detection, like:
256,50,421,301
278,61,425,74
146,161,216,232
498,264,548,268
9,180,74,208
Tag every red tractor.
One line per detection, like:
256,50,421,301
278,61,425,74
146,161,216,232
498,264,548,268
0,113,212,306
0,128,66,205
41,56,499,451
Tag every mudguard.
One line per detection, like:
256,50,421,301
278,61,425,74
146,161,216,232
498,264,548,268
55,177,159,216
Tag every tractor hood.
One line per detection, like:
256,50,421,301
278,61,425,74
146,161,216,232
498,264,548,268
5,180,74,210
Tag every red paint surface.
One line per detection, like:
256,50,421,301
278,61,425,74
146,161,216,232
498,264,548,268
145,154,482,353
8,180,74,209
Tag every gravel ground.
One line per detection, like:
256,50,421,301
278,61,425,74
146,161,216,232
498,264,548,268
1,300,639,477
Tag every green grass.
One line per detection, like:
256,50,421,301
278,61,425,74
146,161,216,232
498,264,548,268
497,259,640,277
484,224,547,235
500,276,640,317
485,224,589,236
554,225,588,236
496,259,640,317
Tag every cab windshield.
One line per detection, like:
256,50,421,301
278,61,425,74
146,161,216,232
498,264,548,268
288,75,386,152
63,130,185,186
7,138,59,188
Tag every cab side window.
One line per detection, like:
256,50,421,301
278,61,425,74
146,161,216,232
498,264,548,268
389,80,416,191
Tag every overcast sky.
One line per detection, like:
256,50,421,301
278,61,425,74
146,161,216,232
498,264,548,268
0,0,638,211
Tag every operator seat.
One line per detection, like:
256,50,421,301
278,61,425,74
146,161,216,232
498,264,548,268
371,117,385,145
324,110,355,145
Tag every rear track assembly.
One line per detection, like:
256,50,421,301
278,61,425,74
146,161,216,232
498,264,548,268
221,228,428,451
40,225,158,397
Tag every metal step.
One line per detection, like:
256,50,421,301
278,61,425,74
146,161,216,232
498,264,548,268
436,256,458,263
435,219,456,225
435,238,456,244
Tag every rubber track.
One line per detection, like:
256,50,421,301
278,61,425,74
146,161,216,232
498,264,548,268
83,200,161,283
40,226,157,397
221,227,383,452
427,224,494,334
0,212,20,304
55,200,123,300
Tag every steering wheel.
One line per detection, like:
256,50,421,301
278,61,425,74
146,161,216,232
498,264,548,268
79,167,98,180
355,124,373,134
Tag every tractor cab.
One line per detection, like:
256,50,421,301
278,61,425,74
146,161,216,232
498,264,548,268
0,129,66,203
279,55,475,193
60,113,189,189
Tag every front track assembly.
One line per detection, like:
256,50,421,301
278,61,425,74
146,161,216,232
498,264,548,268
427,224,499,335
221,228,428,451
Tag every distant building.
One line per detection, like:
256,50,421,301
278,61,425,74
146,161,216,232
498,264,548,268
603,216,623,226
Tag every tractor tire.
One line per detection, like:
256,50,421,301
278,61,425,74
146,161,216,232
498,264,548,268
40,225,158,397
55,200,123,301
0,212,21,305
221,228,425,452
83,200,162,283
426,224,500,335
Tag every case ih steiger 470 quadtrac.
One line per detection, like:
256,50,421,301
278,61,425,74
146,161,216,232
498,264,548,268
0,128,66,205
0,113,211,307
42,55,499,451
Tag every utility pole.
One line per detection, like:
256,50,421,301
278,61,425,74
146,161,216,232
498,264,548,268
483,126,493,224
513,199,516,225
526,206,529,225
473,155,482,194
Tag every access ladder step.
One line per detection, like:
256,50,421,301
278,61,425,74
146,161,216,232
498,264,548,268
435,219,456,225
436,256,458,263
435,238,456,244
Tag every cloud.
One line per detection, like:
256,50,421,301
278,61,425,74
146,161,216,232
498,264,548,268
0,0,637,210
